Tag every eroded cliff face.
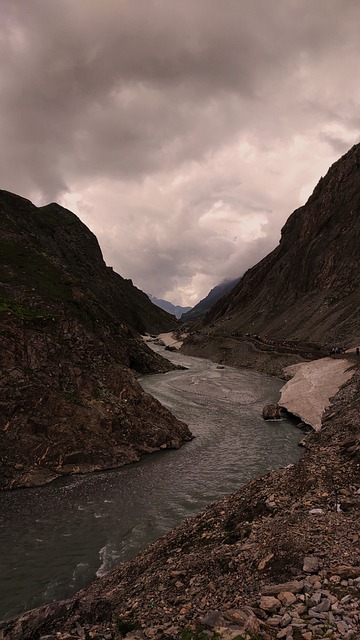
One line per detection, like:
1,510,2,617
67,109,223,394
203,143,360,346
0,190,192,489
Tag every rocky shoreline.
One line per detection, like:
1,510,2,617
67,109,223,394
180,334,319,379
1,347,359,640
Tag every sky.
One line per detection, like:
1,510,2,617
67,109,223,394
1,1,360,306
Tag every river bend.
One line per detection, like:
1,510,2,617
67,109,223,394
0,349,302,620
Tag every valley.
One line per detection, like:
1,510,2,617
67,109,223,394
1,142,360,638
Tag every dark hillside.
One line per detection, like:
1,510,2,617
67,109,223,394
0,190,191,489
202,143,360,347
1,192,177,335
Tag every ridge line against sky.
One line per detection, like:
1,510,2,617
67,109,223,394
1,0,360,306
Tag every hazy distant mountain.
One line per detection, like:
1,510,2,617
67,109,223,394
181,277,242,321
148,294,191,319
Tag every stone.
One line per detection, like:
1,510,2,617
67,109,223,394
261,580,304,596
200,611,221,627
258,553,274,569
262,404,281,420
260,596,282,613
336,620,349,634
303,556,320,574
280,613,292,627
341,595,352,605
331,566,360,578
313,598,331,612
308,609,327,620
278,592,297,607
295,605,307,615
308,592,322,607
211,608,261,636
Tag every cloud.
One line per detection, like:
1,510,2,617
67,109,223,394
1,0,360,305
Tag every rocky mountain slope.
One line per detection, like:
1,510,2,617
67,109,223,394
181,277,241,322
199,144,360,347
0,190,192,490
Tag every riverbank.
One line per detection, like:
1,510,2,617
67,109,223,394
180,333,316,378
1,349,360,639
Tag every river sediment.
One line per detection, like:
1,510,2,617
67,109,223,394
1,345,359,639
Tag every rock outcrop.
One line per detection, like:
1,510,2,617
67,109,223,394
0,190,192,489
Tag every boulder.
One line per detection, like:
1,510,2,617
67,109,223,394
262,404,281,420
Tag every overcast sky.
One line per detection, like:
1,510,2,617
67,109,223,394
2,1,360,306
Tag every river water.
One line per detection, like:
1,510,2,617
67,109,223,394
0,348,302,621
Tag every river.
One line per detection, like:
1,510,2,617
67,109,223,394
0,348,302,621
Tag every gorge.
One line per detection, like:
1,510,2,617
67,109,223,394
1,143,360,639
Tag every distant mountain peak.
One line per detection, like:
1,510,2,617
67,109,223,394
181,276,242,321
147,294,191,319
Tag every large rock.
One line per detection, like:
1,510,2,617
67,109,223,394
262,404,281,420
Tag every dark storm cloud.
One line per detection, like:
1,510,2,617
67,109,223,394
1,0,360,303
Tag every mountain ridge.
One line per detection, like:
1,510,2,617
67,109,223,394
181,276,241,321
0,190,192,490
200,143,360,346
147,294,191,319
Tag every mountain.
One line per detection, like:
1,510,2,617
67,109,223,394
0,190,192,489
181,277,242,321
197,143,360,347
147,294,191,319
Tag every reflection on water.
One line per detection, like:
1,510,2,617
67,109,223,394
0,349,302,620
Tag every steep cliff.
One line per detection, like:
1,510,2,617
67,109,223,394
0,190,192,489
202,144,360,347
